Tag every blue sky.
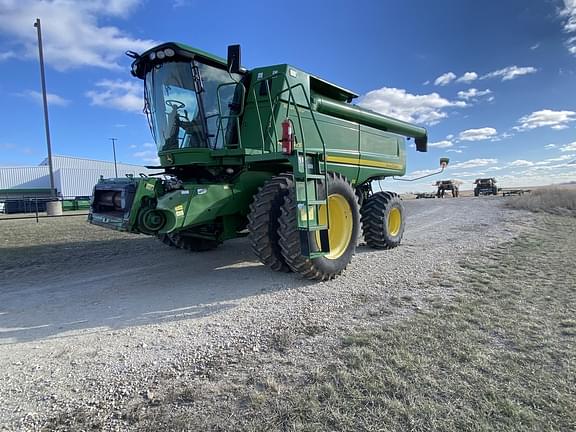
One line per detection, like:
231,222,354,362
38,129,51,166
0,0,575,192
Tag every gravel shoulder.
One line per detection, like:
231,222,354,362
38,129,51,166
0,197,531,430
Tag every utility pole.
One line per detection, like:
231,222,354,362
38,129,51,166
109,138,118,177
34,18,56,198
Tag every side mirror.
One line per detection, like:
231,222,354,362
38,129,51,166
227,44,241,74
440,157,449,168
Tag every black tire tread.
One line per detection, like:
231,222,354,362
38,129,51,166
247,174,293,272
361,191,405,250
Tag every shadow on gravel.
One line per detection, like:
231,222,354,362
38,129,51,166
0,237,310,344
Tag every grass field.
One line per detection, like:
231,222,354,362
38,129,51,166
504,186,576,216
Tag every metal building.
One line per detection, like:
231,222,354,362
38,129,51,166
0,155,160,198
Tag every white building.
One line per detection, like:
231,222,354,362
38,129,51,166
0,155,161,198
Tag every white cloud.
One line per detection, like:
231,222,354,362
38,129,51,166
456,72,478,83
0,51,16,61
0,0,157,70
544,154,575,162
19,89,70,106
407,168,438,177
452,171,485,177
560,142,576,152
509,160,534,167
446,149,463,153
560,0,576,55
457,88,492,100
515,109,576,131
86,79,143,113
428,140,454,148
530,42,541,50
132,142,159,164
544,144,557,149
133,149,159,164
458,127,498,141
481,66,538,81
434,72,457,86
450,158,498,169
359,87,466,125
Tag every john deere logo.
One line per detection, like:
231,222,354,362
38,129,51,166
165,153,174,164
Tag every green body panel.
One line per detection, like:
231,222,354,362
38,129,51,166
155,171,270,236
90,42,428,248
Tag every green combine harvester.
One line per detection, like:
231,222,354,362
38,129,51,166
89,42,433,280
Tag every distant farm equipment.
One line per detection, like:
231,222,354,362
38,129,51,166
474,178,499,196
502,189,531,197
415,192,436,199
435,180,461,198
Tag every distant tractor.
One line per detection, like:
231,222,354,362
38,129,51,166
88,42,442,280
435,180,460,198
474,178,498,196
415,192,436,199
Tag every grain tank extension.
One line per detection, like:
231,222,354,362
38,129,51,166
89,43,431,280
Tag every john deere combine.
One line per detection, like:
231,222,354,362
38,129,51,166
89,43,430,280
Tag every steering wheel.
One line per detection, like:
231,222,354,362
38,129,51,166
165,100,185,110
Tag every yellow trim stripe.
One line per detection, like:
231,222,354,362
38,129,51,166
326,155,403,170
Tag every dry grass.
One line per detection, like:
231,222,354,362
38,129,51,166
504,186,576,216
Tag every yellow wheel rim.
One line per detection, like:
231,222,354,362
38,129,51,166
388,207,402,237
316,194,353,260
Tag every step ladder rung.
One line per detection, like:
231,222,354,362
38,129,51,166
299,225,328,231
309,251,328,259
297,200,326,206
296,174,325,180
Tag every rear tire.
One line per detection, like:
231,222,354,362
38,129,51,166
361,192,405,249
278,173,360,281
247,174,293,272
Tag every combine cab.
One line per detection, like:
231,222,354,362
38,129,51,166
89,42,437,280
435,180,460,198
474,178,498,196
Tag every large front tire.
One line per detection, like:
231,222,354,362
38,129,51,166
247,174,293,272
361,192,405,249
278,173,360,281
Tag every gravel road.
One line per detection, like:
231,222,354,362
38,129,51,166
0,197,530,430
